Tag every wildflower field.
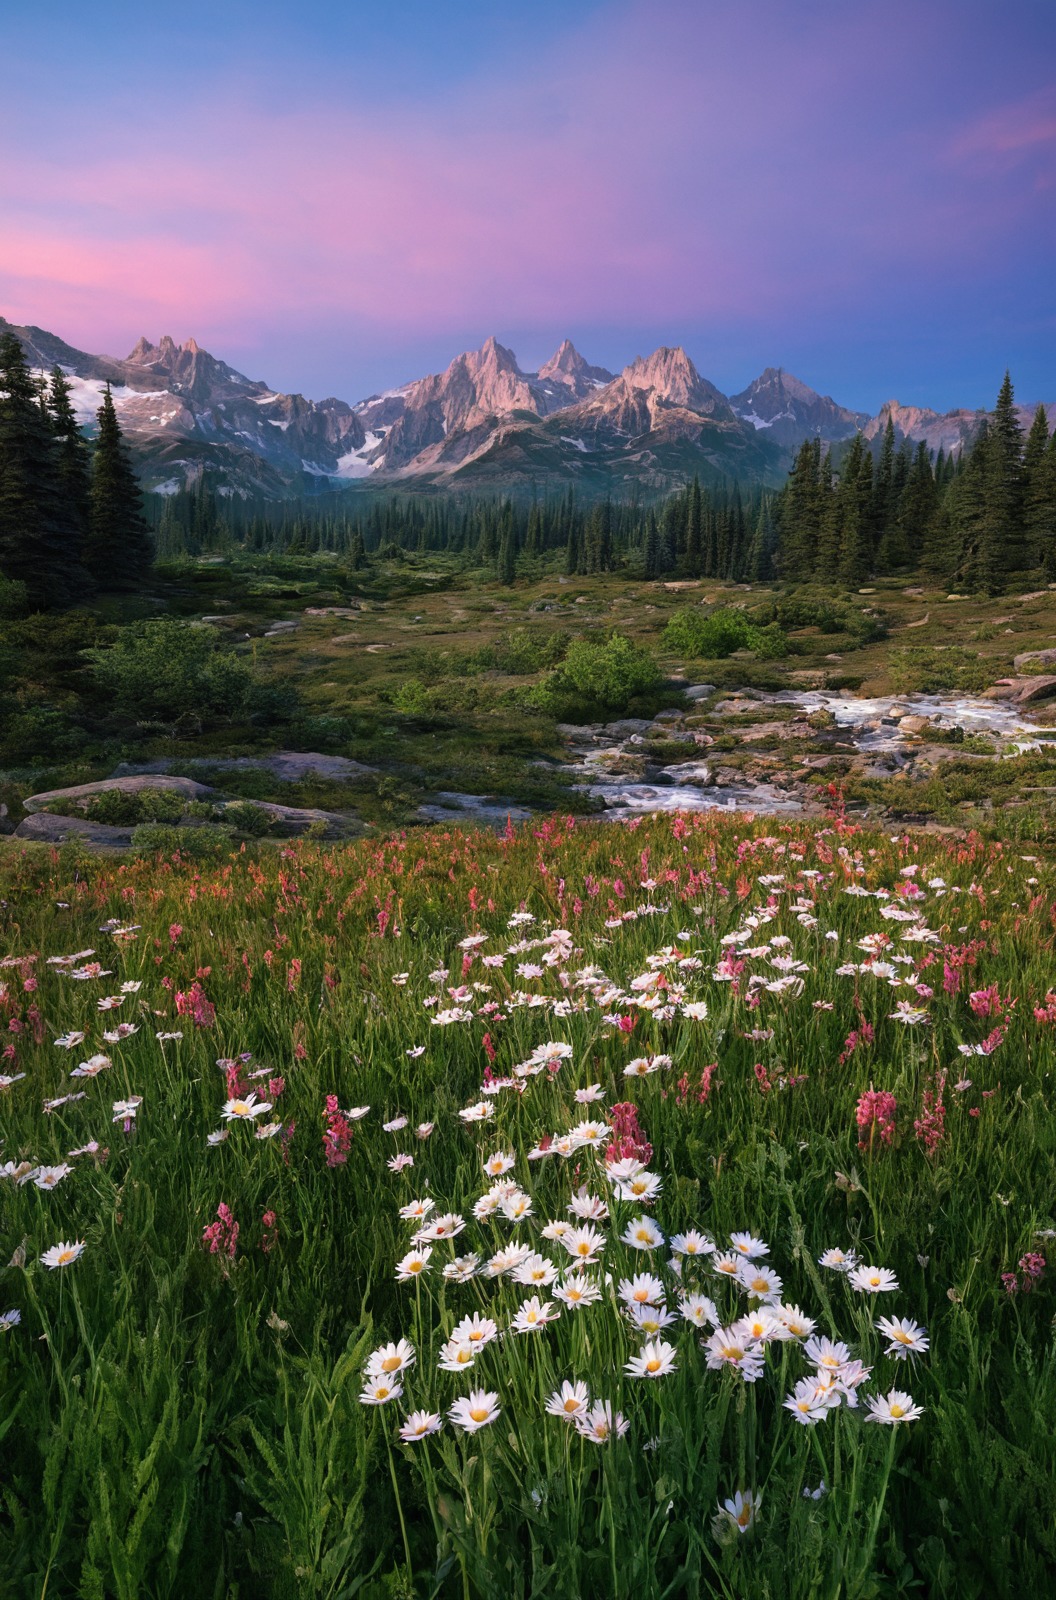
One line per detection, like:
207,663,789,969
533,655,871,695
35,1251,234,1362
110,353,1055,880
0,813,1053,1598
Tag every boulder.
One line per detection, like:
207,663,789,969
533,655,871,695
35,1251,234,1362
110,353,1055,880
898,715,932,735
1013,648,1056,672
219,800,356,838
23,775,216,815
663,761,713,785
13,814,134,849
683,684,717,701
603,719,654,738
1014,676,1056,703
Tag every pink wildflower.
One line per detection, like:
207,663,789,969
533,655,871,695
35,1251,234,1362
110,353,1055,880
202,1202,239,1259
323,1096,352,1168
856,1086,897,1152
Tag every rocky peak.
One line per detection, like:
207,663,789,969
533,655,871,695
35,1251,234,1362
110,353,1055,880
538,339,614,391
620,346,729,414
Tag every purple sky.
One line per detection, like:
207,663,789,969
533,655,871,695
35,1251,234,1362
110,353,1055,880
2,0,1054,412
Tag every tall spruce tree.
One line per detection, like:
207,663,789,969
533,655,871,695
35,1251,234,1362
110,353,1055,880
685,476,703,574
0,331,79,608
979,371,1025,590
1022,404,1055,573
87,385,152,588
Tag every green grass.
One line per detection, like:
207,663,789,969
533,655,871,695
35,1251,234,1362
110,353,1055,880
0,811,1053,1596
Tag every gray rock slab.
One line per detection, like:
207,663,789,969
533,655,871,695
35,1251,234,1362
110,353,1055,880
219,800,357,838
13,814,135,848
1013,648,1056,671
24,775,217,815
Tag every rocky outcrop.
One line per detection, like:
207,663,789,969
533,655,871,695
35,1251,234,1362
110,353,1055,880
13,814,135,849
23,775,217,815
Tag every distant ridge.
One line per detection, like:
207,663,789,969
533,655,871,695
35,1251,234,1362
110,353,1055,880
1,315,1052,499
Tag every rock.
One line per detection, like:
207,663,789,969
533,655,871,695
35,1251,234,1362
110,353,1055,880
652,709,685,723
218,800,356,838
603,719,654,738
304,605,360,617
1014,675,1056,703
1018,590,1049,602
1014,648,1056,672
905,613,931,628
24,775,216,815
262,620,299,637
556,724,599,742
13,814,135,848
683,684,717,701
664,761,713,784
417,793,533,830
898,715,932,735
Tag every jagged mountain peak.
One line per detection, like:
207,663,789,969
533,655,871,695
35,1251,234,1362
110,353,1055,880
538,338,613,387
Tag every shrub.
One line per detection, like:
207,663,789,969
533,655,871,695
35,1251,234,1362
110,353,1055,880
889,647,995,694
531,633,662,718
130,823,234,859
223,802,273,837
83,620,255,723
663,607,789,661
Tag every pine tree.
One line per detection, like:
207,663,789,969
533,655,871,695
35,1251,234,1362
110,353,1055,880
836,435,871,585
1022,404,1055,573
979,371,1025,589
685,476,702,574
780,438,824,581
643,513,661,579
898,442,937,565
0,332,79,608
87,385,152,588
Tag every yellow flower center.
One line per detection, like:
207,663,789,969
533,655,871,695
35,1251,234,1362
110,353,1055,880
890,1403,905,1418
737,1505,752,1527
381,1355,401,1372
469,1407,489,1423
58,1249,75,1264
893,1329,912,1344
563,1398,579,1413
646,1358,661,1373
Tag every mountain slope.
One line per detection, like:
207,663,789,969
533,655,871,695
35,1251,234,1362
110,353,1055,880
730,368,871,446
1,317,366,496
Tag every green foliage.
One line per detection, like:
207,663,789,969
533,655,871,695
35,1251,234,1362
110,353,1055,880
84,620,255,723
0,815,1053,1594
130,822,234,858
84,787,188,826
223,801,274,837
663,606,788,661
530,631,662,717
889,646,996,694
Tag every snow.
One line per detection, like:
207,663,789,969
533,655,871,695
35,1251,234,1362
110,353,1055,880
251,393,281,405
30,368,169,427
740,412,773,430
268,419,291,431
151,479,182,496
333,431,386,478
559,436,590,454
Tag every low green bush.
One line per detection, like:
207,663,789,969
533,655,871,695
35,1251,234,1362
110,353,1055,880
663,607,789,661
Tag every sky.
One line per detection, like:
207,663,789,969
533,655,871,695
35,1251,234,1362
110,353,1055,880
2,0,1054,412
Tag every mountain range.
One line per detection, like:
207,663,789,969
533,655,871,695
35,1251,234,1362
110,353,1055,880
2,316,1051,500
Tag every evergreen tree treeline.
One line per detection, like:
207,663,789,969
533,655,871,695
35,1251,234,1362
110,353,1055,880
3,349,1053,606
0,333,151,608
777,375,1056,593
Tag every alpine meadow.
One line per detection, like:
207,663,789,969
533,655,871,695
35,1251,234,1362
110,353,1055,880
2,3,1056,1597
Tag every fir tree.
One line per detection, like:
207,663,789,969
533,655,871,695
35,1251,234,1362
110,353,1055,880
87,385,152,588
979,371,1025,589
685,476,702,574
1022,404,1055,573
0,331,79,608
